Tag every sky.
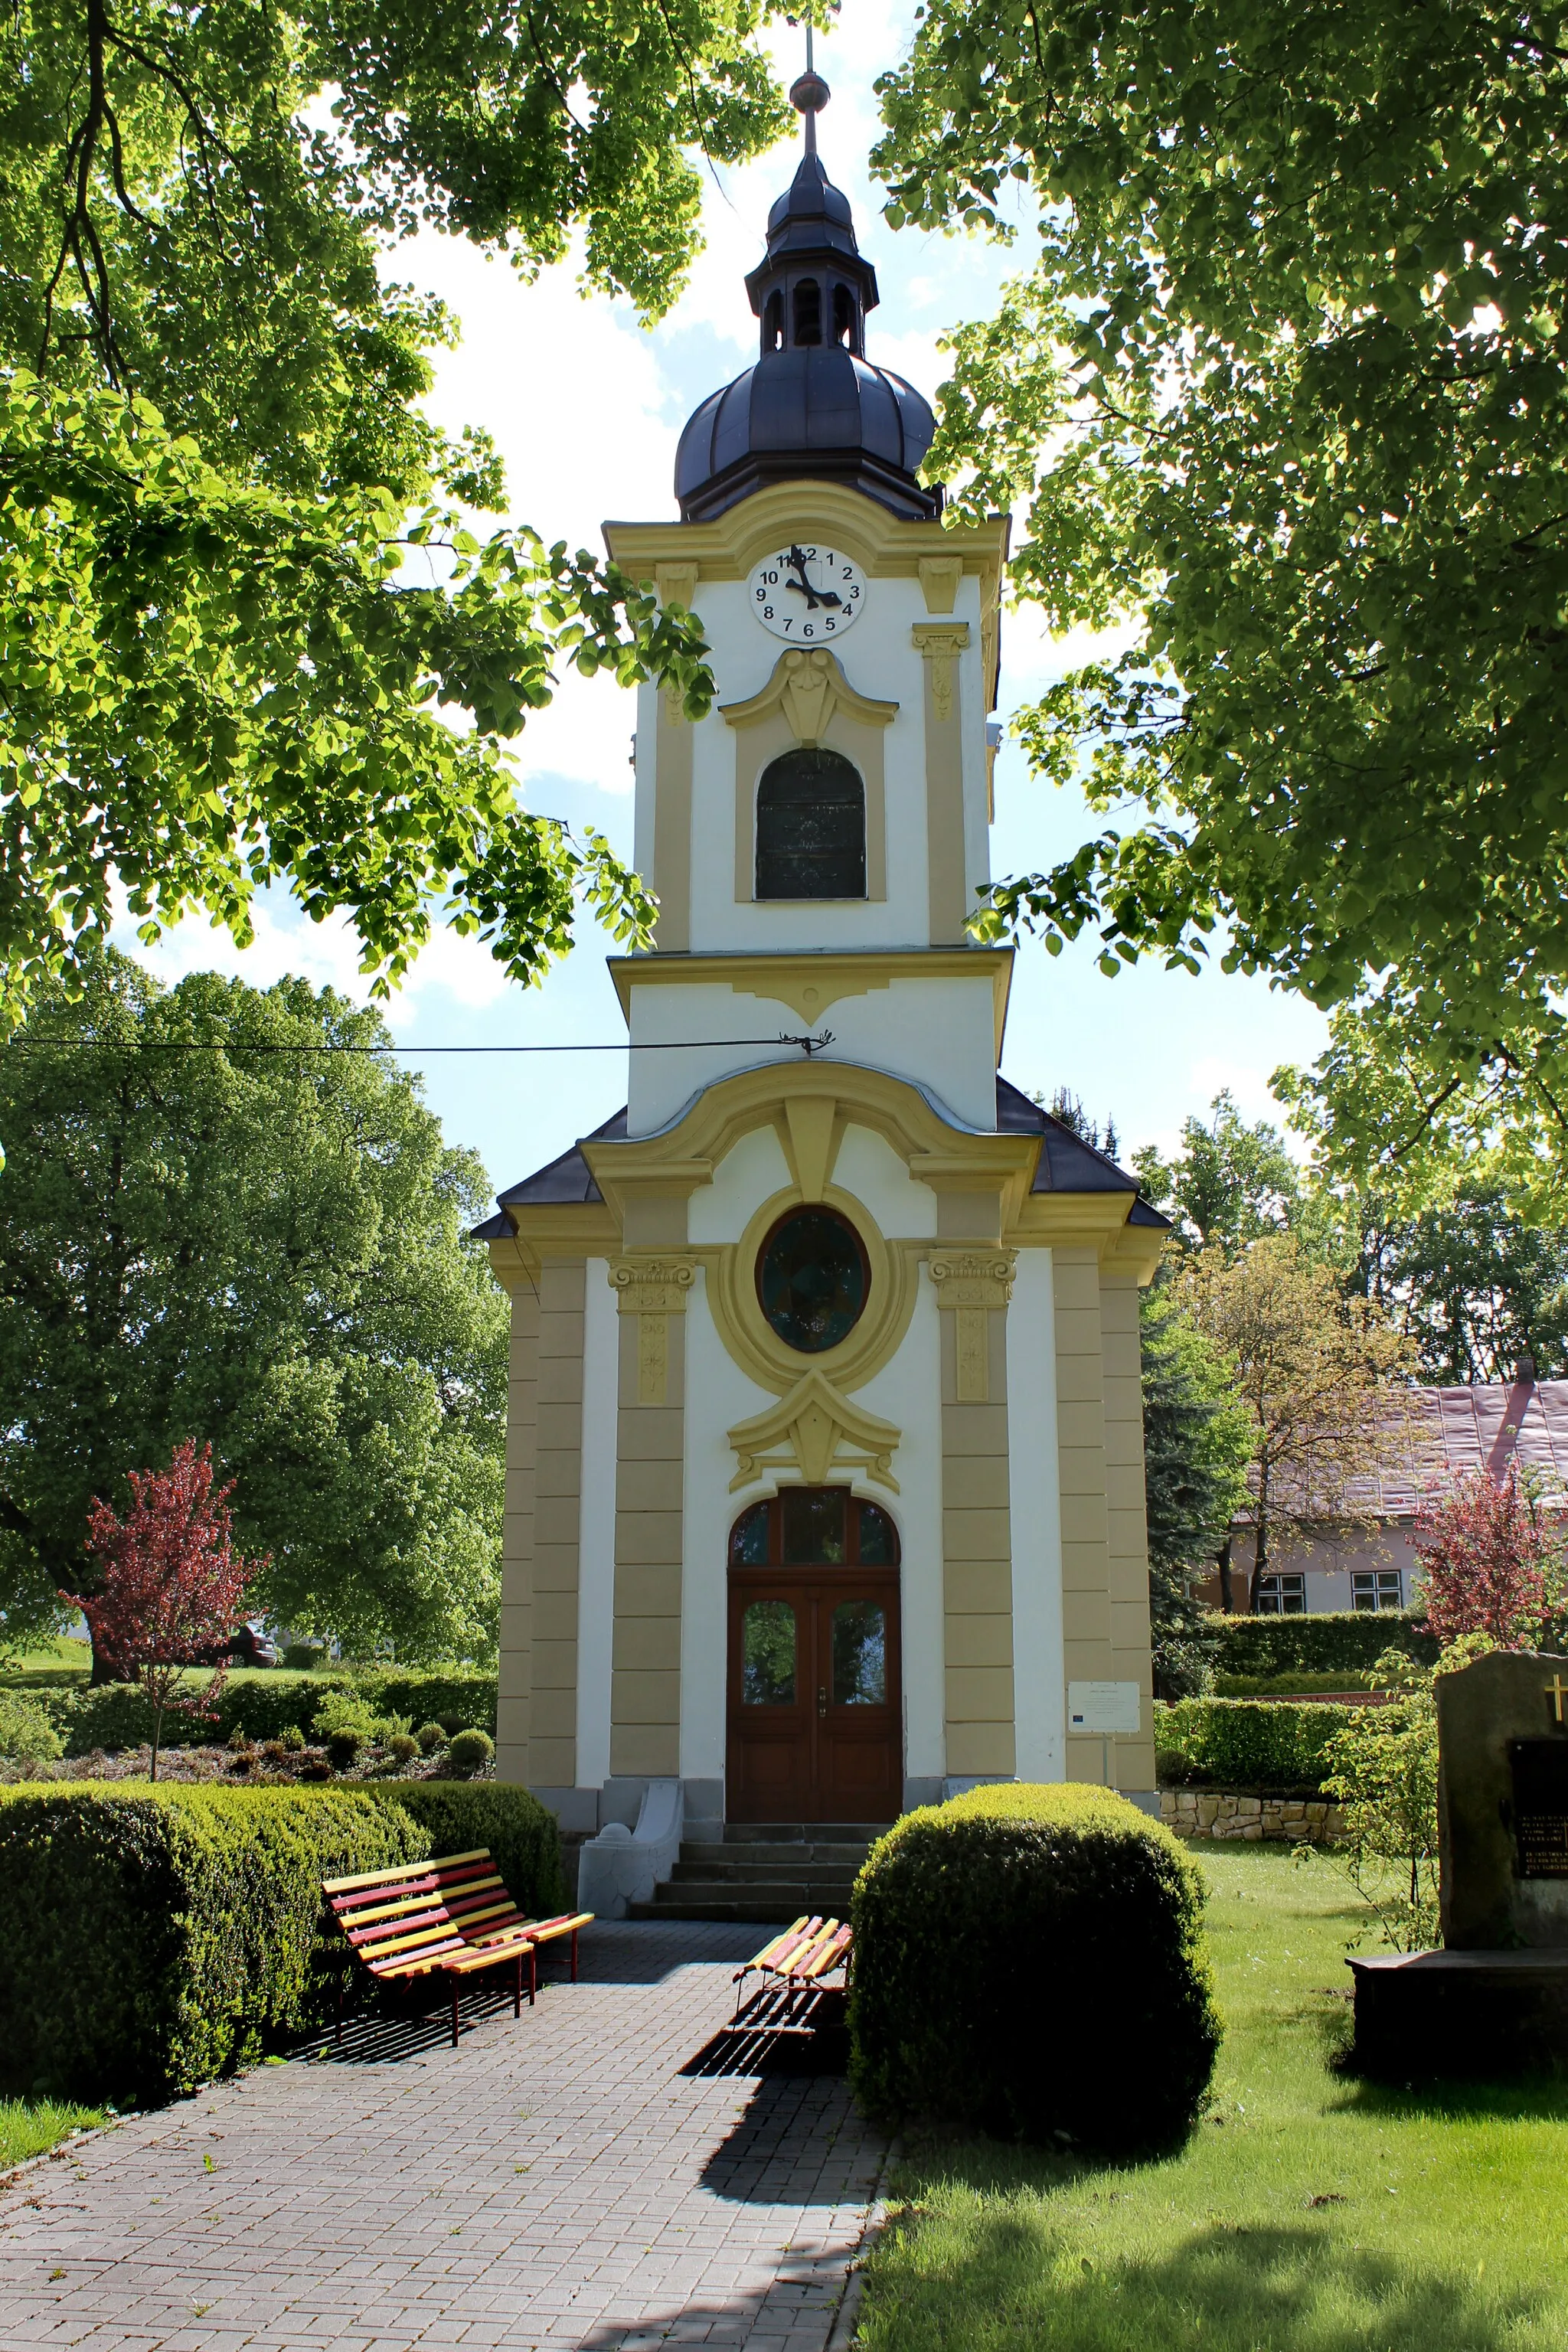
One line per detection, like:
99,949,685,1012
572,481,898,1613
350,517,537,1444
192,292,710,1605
128,0,1329,1202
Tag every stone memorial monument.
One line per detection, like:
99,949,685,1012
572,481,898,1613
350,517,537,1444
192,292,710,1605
1351,1649,1568,2078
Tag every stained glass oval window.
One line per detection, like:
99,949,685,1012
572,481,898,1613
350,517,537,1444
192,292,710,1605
756,1207,868,1354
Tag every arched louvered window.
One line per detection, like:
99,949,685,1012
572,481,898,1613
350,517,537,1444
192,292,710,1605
832,283,857,347
763,289,783,353
755,749,865,900
792,279,822,346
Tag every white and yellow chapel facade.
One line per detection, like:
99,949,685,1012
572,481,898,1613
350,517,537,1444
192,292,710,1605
475,96,1166,1844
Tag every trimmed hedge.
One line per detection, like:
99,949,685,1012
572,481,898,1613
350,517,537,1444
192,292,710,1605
0,1779,565,2103
848,1784,1220,2154
1155,1696,1360,1791
28,1668,498,1756
1210,1612,1437,1677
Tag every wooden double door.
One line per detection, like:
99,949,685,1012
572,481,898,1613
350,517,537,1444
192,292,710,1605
725,1489,902,1825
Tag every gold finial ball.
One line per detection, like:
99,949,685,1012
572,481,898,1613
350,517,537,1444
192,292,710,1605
789,68,831,115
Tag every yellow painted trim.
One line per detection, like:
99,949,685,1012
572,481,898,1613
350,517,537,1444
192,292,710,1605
607,946,1014,1057
727,1370,902,1493
720,647,898,743
704,1181,924,1399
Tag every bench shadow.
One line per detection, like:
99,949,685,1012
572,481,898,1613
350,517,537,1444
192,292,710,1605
681,1984,849,2079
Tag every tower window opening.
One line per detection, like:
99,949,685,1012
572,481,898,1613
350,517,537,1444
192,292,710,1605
792,279,822,346
832,283,856,347
763,290,783,353
756,747,865,900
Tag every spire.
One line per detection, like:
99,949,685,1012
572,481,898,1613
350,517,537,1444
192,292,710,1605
789,25,831,158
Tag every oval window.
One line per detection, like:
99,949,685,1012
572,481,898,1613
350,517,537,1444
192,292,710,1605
756,1206,869,1354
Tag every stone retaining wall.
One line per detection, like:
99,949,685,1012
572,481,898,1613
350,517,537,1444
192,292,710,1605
1161,1789,1346,1843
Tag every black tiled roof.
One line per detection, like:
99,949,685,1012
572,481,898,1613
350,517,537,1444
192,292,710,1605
472,1083,1169,1238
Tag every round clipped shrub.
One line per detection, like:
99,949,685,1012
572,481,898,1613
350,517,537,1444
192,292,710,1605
446,1729,494,1778
0,1692,64,1763
300,1756,333,1781
415,1722,446,1756
436,1714,466,1738
325,1728,363,1770
387,1733,419,1765
849,1784,1221,2154
279,1724,306,1753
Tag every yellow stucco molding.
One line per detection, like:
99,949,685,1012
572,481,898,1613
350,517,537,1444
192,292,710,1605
911,621,972,726
720,646,898,747
706,1183,925,1398
918,554,963,613
604,483,1008,587
606,1254,697,1314
607,947,1014,1056
929,1247,1018,1309
727,1369,902,1494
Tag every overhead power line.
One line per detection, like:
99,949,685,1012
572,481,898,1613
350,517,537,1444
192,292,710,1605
0,1031,838,1059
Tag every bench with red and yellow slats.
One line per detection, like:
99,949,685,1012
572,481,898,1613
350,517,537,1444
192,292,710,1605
323,1847,593,2047
732,1913,854,2019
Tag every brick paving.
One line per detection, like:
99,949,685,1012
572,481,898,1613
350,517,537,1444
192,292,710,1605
0,1920,886,2352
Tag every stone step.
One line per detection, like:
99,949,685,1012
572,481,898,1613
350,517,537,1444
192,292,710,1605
712,1822,890,1844
648,1877,856,1910
626,1896,817,1924
666,1864,861,1890
673,1847,866,1877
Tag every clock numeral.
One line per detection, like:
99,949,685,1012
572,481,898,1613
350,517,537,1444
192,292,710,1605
802,623,815,639
825,616,837,632
762,605,775,620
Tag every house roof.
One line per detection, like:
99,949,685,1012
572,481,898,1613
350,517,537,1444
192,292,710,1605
472,1077,1169,1240
1350,1379,1568,1517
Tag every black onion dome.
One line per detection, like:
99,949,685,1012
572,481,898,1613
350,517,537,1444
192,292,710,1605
675,152,941,524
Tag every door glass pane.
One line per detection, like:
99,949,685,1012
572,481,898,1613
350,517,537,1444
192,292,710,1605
782,1487,846,1564
856,1501,895,1566
742,1602,796,1704
832,1602,886,1705
730,1503,769,1566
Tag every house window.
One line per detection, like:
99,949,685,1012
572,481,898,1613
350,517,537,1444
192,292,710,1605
1352,1570,1403,1612
755,749,865,900
1255,1573,1306,1615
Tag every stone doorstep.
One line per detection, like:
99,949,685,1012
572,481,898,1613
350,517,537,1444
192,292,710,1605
1160,1788,1347,1844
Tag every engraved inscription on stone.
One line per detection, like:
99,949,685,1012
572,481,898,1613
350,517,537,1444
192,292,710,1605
1509,1740,1568,1878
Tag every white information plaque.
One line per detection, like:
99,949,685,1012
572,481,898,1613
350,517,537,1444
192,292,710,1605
1067,1680,1142,1736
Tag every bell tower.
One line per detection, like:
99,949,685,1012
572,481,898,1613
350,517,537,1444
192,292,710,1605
476,70,1165,1853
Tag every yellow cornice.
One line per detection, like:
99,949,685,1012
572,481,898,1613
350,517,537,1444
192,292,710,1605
485,1204,619,1271
1008,1191,1166,1274
603,484,1009,586
721,646,897,743
607,947,1014,1060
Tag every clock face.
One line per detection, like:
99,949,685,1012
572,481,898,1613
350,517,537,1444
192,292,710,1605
746,544,866,643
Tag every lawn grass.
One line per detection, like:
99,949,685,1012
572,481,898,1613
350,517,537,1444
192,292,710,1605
858,1841,1568,2350
0,2099,107,2170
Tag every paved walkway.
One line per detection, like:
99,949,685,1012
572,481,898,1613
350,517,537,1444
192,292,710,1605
0,1921,885,2352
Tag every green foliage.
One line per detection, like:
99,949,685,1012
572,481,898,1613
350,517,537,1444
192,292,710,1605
1140,1284,1255,1697
1307,1654,1441,1952
0,1779,564,2100
0,1690,63,1761
0,952,506,1658
446,1728,494,1777
1133,1095,1299,1258
387,1733,418,1764
28,1667,497,1754
0,2098,106,2164
1338,1183,1568,1382
849,1783,1220,2153
0,2,792,1027
1156,1697,1361,1793
415,1722,446,1756
874,2,1568,1199
1210,1613,1438,1679
310,1692,410,1745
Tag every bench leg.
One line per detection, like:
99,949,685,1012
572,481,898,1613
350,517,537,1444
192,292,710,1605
451,1981,459,2049
529,1945,537,2006
570,1926,580,1983
514,1951,521,2020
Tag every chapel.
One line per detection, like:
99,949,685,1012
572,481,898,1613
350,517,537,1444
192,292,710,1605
474,78,1167,1842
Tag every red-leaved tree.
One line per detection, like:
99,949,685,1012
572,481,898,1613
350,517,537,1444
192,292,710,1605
61,1442,266,1779
1413,1468,1560,1649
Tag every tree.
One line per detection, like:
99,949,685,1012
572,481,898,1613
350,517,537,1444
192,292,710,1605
1335,1183,1568,1384
0,1,792,1032
1413,1471,1560,1649
871,2,1568,1199
1132,1093,1299,1257
0,946,507,1664
1040,1086,1119,1161
1174,1235,1411,1606
64,1439,260,1778
1140,1284,1254,1694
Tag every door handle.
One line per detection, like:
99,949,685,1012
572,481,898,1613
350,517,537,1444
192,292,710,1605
818,1687,828,1718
